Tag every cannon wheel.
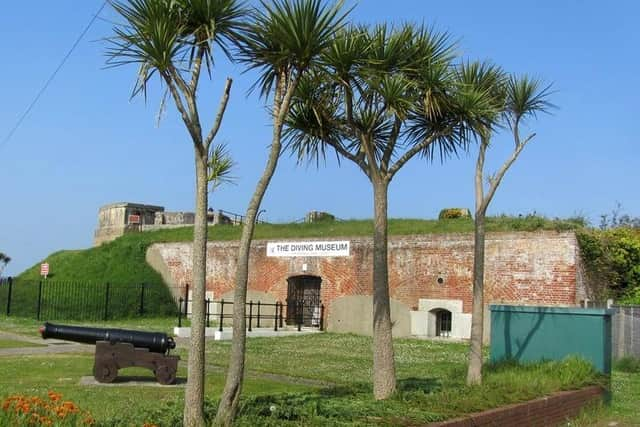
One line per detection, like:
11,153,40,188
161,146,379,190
94,361,118,383
154,364,176,385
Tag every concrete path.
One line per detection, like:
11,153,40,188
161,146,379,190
0,330,92,356
173,326,322,340
205,364,335,388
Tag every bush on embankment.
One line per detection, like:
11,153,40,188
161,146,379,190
577,227,640,304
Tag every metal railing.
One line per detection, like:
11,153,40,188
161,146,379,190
214,209,268,225
177,293,324,332
1,278,176,321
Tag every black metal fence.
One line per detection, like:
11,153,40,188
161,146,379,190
177,288,324,332
1,277,177,321
1,277,326,330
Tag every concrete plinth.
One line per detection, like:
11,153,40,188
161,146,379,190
173,327,321,341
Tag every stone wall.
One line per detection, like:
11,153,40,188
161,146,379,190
94,202,164,246
147,231,584,337
94,202,241,246
154,211,196,225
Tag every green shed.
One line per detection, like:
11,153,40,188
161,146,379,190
489,305,612,374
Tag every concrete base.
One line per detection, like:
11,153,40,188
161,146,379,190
326,295,411,336
173,327,219,337
173,326,321,341
79,376,185,387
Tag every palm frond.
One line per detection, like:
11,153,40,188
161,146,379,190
454,60,507,134
0,253,10,264
208,142,237,191
238,0,350,98
506,74,555,125
284,71,345,166
320,25,369,84
106,0,246,98
176,0,248,70
106,0,185,97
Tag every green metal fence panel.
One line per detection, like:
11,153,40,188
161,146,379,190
490,305,612,374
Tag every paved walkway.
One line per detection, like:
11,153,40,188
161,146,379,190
0,330,93,356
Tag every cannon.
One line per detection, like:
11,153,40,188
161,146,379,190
40,322,179,385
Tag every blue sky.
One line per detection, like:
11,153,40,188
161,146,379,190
1,0,638,276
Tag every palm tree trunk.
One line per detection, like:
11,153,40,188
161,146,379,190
184,149,209,427
467,212,486,385
372,178,397,399
215,134,283,426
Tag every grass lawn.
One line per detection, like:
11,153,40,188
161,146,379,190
569,361,640,427
606,368,640,424
0,317,612,426
0,353,312,425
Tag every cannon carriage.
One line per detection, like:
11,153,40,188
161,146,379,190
40,322,180,385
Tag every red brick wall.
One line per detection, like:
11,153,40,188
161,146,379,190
428,386,603,427
150,231,582,315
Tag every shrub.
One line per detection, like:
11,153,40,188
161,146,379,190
614,357,640,373
577,227,640,302
438,208,471,220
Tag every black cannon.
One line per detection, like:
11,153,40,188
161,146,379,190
40,322,179,385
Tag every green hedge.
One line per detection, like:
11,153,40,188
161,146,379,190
577,227,640,303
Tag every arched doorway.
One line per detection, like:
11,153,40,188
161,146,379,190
430,308,452,338
286,275,322,327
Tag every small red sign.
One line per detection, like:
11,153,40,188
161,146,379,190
128,214,141,224
40,263,49,277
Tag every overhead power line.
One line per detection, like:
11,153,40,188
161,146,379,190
0,1,108,151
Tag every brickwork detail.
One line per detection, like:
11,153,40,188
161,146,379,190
150,231,583,320
427,386,603,426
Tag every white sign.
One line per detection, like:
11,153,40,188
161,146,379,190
40,263,49,278
267,241,350,257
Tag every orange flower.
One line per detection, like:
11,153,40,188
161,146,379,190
16,402,30,414
62,400,78,411
47,391,62,402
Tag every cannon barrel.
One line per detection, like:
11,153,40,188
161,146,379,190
40,322,176,354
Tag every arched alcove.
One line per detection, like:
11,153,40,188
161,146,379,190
428,308,452,338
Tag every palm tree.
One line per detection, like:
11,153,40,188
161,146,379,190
463,65,553,385
214,1,348,424
285,24,495,399
105,1,245,425
0,252,10,277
